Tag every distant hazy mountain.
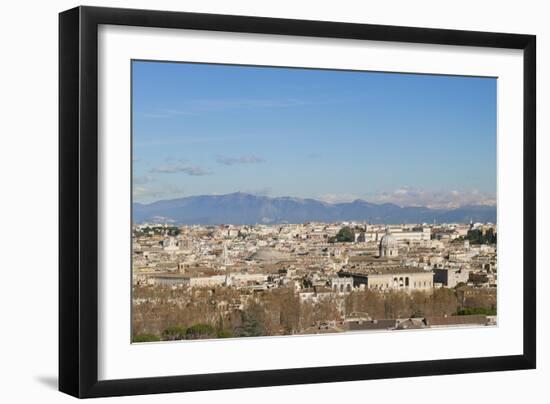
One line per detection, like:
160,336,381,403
133,192,496,225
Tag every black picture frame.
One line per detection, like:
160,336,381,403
59,5,536,398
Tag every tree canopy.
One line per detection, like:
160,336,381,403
235,312,265,337
466,228,497,244
186,323,216,339
335,226,355,242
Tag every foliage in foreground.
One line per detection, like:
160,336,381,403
456,306,497,316
132,285,496,341
132,333,161,343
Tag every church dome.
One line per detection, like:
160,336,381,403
380,233,397,248
379,229,399,258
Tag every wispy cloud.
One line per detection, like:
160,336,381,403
143,109,197,119
142,97,328,118
133,184,186,202
189,98,316,110
317,189,496,208
370,187,496,209
242,187,272,196
133,175,155,184
216,155,265,166
133,135,245,147
318,193,361,204
149,163,212,176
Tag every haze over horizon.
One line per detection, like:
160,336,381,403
134,190,496,210
132,61,497,208
132,192,497,225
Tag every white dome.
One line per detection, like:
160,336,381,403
379,229,399,258
380,233,397,248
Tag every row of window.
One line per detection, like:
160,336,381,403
333,284,353,292
368,278,433,290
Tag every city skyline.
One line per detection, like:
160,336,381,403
132,61,497,207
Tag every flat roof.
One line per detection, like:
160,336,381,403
342,267,431,276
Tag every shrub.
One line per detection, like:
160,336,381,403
162,325,187,341
132,333,160,343
186,323,215,339
216,329,234,338
336,227,355,242
456,307,497,316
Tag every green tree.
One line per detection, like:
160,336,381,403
466,229,482,244
235,312,265,337
466,228,497,245
168,226,181,236
485,228,497,244
214,315,234,338
336,226,355,242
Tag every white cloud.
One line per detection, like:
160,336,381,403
133,175,155,184
316,189,495,208
317,193,361,204
142,98,322,118
149,163,212,176
241,187,272,196
133,184,186,203
216,155,265,166
370,187,496,209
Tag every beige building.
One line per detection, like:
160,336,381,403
150,272,268,288
340,268,434,292
363,226,431,243
340,231,434,292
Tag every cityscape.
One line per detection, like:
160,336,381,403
131,61,497,342
132,217,497,341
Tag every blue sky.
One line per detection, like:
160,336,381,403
132,60,496,208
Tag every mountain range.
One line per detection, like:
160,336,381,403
133,192,496,225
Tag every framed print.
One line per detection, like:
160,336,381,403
59,6,536,398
